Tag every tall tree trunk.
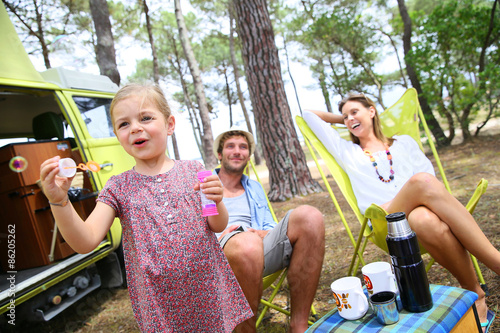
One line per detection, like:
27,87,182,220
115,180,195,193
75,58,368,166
228,5,262,165
397,0,449,147
313,56,333,113
378,29,408,88
221,66,234,127
89,0,120,86
462,0,498,141
142,0,180,159
174,0,217,169
34,0,50,69
232,0,322,201
142,0,159,84
167,34,205,160
282,34,302,115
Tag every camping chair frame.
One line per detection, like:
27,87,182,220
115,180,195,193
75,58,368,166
296,88,487,291
242,160,317,327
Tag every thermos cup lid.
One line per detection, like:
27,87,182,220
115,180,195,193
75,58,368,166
386,212,406,222
386,212,412,237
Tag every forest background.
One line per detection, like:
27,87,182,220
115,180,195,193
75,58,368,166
4,0,499,202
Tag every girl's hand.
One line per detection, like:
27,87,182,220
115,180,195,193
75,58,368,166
40,156,74,204
194,174,223,204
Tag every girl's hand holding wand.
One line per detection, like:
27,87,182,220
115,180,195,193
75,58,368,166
40,156,74,205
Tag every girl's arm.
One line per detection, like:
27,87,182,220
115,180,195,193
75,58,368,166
195,174,228,233
40,156,116,253
305,109,344,124
207,201,228,233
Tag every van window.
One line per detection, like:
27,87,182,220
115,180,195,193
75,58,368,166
73,96,114,138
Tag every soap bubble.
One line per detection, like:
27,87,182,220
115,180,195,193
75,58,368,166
9,156,28,173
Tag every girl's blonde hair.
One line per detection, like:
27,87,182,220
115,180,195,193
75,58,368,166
110,83,172,124
338,93,394,146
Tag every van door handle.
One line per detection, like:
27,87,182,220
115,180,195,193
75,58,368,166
100,163,113,169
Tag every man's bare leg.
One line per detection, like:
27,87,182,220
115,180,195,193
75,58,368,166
224,232,264,333
286,206,325,333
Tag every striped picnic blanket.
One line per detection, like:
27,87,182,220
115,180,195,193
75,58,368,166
307,284,478,332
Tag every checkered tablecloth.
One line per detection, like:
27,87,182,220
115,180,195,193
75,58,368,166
307,284,478,332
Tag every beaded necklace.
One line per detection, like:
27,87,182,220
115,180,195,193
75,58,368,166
363,147,394,183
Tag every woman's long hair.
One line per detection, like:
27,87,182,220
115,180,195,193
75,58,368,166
338,93,394,147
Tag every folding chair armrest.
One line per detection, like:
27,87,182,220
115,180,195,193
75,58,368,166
364,204,390,253
465,178,488,214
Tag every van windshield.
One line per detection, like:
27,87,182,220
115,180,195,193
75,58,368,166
73,96,114,139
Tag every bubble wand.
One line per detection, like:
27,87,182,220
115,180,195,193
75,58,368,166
58,158,101,177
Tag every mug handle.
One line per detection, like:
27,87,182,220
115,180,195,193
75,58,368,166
354,289,369,314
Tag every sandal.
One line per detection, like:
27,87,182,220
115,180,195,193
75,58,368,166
481,309,495,333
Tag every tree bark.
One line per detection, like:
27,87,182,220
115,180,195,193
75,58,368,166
397,0,449,147
89,0,120,86
174,0,217,169
232,0,322,201
228,6,262,165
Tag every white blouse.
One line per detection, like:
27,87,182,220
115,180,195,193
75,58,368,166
303,111,435,214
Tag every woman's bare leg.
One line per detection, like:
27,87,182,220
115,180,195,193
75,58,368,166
406,206,487,324
384,172,500,275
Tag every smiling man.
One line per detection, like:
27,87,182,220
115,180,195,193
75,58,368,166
213,128,325,333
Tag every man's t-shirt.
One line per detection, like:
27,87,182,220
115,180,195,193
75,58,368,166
216,193,252,238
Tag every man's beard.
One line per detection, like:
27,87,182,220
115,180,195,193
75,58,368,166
221,156,247,174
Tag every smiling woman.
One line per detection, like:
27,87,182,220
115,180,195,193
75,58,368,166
304,90,500,328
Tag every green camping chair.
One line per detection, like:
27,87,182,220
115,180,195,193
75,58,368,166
295,88,487,290
225,160,317,327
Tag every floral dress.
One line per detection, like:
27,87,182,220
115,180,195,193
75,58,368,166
98,160,253,332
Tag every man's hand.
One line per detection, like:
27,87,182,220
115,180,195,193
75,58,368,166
247,228,268,239
217,224,241,241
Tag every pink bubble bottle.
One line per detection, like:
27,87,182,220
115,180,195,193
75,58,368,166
197,170,219,217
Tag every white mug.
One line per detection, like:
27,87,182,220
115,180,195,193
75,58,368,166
331,276,369,320
362,261,398,295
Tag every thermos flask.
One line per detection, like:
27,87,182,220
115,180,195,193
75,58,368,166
386,212,433,312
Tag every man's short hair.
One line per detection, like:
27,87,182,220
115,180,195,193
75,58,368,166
213,128,256,159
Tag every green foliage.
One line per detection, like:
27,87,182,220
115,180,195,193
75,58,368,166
407,0,499,133
7,0,498,139
287,0,396,105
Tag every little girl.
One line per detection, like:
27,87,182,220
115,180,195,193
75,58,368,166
40,83,253,332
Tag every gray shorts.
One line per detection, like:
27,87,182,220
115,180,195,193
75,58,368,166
219,210,293,276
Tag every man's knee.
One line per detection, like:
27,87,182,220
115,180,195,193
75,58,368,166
289,205,324,233
286,206,324,248
224,232,264,269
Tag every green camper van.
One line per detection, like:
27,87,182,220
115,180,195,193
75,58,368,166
0,4,134,323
